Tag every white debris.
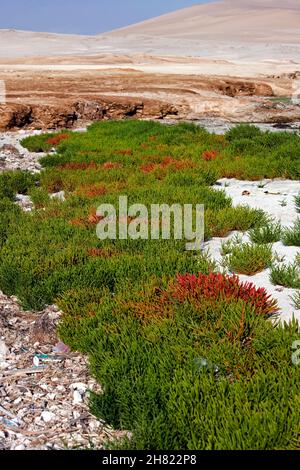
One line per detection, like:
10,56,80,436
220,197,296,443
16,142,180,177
33,356,40,367
14,444,26,451
0,340,8,358
50,191,65,202
70,383,88,393
0,290,125,450
41,411,55,423
73,390,83,405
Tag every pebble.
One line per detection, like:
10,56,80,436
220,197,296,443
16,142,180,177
13,397,22,405
0,340,8,358
41,411,55,423
73,390,83,405
50,191,65,202
33,356,40,367
14,444,26,450
70,383,88,393
47,393,56,400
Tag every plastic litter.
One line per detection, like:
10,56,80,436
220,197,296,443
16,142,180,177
194,357,219,375
33,354,63,364
52,342,71,354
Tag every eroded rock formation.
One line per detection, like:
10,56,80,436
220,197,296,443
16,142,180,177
0,98,181,131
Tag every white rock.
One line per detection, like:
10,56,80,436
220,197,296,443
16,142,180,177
33,356,40,367
73,390,83,405
40,384,49,391
15,444,25,451
41,411,55,423
0,340,8,358
50,191,65,202
47,393,56,400
34,417,43,426
70,382,88,393
88,421,99,431
73,411,81,420
0,361,9,369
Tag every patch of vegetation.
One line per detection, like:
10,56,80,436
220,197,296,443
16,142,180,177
249,219,282,244
291,291,300,310
0,120,299,449
295,194,300,213
223,243,273,275
57,275,299,450
270,263,300,289
269,96,292,104
0,170,37,200
21,131,71,153
21,122,300,180
282,219,300,246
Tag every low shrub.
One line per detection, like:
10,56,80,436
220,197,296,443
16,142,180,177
291,291,300,310
282,219,300,246
29,187,50,209
46,133,70,147
295,194,300,213
0,171,37,200
249,219,282,244
168,272,278,317
21,131,70,152
270,263,300,289
202,150,218,161
224,243,273,275
225,124,262,142
205,206,265,238
57,274,298,450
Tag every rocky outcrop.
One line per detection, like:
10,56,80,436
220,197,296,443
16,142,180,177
214,80,273,97
0,97,181,131
269,71,300,80
0,104,33,130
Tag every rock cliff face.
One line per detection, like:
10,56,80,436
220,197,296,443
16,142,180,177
0,99,181,131
0,70,298,131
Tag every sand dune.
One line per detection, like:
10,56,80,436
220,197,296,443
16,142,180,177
0,0,299,62
108,0,300,43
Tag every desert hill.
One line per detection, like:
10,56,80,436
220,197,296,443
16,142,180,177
107,0,300,43
0,0,299,60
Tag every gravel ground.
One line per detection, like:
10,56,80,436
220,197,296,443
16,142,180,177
0,292,127,450
0,130,128,450
0,130,43,173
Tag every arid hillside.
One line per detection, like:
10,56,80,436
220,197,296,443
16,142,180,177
108,0,300,43
0,0,300,60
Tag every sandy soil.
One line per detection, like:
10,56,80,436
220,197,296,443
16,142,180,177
208,178,300,324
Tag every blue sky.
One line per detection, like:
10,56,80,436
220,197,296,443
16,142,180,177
0,0,211,35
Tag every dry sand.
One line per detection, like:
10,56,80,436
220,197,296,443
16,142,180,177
0,0,300,63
